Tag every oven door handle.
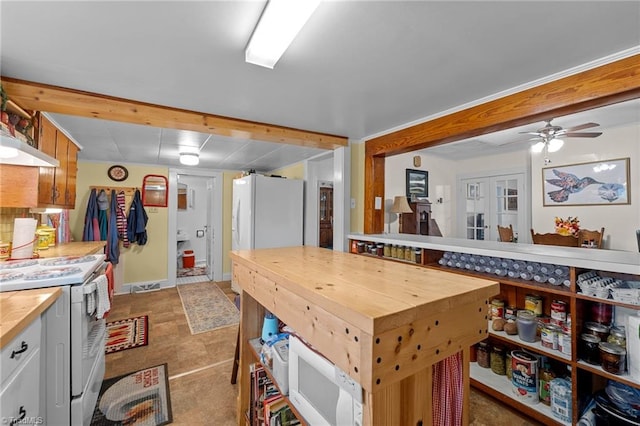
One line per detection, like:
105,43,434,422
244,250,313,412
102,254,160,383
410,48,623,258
84,281,97,294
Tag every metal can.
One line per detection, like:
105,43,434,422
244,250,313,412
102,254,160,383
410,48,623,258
550,300,567,325
558,330,572,356
490,298,505,320
504,305,517,321
525,294,543,317
541,324,561,349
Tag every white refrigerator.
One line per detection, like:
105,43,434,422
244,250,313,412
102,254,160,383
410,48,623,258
231,175,304,290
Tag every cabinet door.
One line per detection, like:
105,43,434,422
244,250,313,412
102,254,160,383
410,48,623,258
52,131,68,206
38,115,57,205
64,141,78,208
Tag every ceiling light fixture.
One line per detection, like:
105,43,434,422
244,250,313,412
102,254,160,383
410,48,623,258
547,138,564,153
179,152,199,166
245,0,321,69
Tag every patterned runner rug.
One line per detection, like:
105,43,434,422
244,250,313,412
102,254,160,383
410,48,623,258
105,315,149,354
177,282,239,334
177,266,207,277
91,363,172,426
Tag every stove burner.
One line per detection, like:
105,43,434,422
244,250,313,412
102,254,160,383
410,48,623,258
0,259,39,270
0,271,24,282
40,255,97,267
24,267,83,280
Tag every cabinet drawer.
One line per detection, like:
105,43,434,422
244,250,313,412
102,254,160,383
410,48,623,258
0,348,40,425
1,317,41,385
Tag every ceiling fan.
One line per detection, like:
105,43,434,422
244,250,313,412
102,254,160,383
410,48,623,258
520,119,602,163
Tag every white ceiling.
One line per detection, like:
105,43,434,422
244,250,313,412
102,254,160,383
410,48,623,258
1,1,639,170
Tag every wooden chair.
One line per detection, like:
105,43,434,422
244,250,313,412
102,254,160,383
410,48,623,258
497,224,514,242
577,227,605,249
530,229,580,247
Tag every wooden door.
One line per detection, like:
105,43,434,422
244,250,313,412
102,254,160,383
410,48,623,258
37,115,57,205
318,187,333,248
53,131,69,206
64,141,78,208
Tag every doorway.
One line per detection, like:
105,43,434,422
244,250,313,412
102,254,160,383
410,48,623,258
168,169,223,286
318,183,333,249
457,172,527,242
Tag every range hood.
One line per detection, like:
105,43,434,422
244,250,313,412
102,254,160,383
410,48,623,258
0,130,58,167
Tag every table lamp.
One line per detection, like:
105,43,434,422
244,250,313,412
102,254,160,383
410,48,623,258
389,196,413,233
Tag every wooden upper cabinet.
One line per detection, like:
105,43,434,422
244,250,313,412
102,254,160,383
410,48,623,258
36,113,79,209
37,114,57,206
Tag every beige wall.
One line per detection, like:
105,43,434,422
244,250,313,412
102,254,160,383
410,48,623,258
269,163,305,179
70,161,169,287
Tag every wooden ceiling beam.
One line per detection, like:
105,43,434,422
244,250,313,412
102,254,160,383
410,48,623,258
1,77,348,150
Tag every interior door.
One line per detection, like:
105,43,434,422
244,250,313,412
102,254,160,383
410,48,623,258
206,178,214,281
459,173,525,241
318,186,333,248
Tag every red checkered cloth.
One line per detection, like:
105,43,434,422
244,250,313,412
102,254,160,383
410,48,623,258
432,351,463,426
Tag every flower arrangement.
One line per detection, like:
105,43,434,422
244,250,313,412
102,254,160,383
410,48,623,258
554,216,580,236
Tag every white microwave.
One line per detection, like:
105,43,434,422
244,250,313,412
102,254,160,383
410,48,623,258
288,334,363,426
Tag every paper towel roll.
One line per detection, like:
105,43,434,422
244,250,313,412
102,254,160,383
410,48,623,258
11,218,37,259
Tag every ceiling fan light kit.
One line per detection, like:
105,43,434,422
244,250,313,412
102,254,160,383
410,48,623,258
523,119,601,161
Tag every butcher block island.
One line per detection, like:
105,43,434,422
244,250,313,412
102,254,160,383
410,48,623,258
231,246,499,426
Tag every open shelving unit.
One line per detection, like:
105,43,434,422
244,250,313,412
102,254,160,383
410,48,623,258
348,234,640,425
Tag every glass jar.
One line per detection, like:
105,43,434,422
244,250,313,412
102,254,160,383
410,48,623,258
516,310,537,343
599,342,626,375
405,246,413,261
584,321,610,342
490,299,504,320
396,246,405,259
477,341,490,368
376,243,384,256
356,242,365,253
490,345,506,375
415,248,422,264
579,333,601,365
607,326,626,348
591,302,613,325
524,294,543,316
391,245,397,258
383,244,391,257
505,351,513,380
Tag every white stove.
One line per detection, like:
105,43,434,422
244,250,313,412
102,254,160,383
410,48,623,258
0,254,105,292
1,253,108,425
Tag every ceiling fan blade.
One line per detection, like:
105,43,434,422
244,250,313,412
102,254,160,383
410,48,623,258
563,132,603,138
519,131,542,135
564,122,599,132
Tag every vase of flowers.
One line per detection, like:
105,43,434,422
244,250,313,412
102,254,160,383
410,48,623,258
554,216,580,236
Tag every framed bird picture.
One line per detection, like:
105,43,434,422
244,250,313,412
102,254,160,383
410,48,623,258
542,157,630,206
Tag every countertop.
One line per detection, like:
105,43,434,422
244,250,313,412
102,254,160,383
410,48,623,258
348,233,640,275
0,286,61,349
35,241,105,258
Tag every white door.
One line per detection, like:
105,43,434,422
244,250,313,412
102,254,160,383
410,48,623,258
206,178,215,281
459,173,525,241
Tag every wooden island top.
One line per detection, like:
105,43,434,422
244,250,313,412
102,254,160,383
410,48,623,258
232,246,500,425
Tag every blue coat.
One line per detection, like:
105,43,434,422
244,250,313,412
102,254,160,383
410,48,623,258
127,189,148,245
106,190,120,264
82,189,99,241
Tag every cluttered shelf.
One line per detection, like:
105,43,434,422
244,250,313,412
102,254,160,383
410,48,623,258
247,337,306,426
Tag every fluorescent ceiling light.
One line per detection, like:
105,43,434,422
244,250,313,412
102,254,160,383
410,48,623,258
0,132,59,167
180,152,199,166
245,0,321,69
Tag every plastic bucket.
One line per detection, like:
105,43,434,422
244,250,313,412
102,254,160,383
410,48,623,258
182,250,195,268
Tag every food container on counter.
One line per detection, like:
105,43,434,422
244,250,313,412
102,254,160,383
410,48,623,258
599,342,626,375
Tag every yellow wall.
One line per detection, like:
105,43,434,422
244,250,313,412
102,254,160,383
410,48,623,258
350,142,365,233
269,162,305,179
70,161,169,285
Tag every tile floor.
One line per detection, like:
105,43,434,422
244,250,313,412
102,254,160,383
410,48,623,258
104,281,541,426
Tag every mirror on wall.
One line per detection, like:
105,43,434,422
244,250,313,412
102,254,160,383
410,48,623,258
142,174,168,207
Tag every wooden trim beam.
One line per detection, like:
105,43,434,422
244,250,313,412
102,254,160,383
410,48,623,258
1,77,348,150
364,54,640,234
